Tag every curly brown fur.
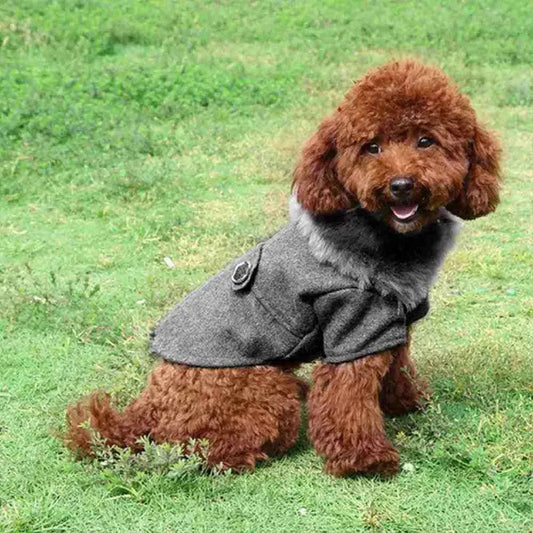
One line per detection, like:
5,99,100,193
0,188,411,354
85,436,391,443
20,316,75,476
308,353,399,476
380,336,430,416
66,361,305,472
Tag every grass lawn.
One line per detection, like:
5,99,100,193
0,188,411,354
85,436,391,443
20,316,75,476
1,1,532,531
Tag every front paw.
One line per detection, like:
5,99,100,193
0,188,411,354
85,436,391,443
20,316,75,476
380,377,431,416
324,443,399,477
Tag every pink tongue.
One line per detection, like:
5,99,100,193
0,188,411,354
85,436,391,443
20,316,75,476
391,204,418,220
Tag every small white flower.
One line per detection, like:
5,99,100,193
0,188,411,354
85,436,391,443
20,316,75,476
402,462,415,473
298,508,307,515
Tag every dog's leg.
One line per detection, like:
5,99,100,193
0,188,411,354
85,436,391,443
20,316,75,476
66,361,304,473
379,339,430,416
308,352,399,476
191,365,304,472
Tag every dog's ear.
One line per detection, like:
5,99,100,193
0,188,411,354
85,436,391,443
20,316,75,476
447,124,501,219
292,115,353,213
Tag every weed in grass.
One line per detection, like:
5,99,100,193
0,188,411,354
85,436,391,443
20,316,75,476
90,434,224,478
72,433,229,504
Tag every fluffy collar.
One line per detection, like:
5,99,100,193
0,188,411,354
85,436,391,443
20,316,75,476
289,197,460,310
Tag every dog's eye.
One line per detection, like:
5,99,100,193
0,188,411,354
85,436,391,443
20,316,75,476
363,142,381,155
417,137,436,149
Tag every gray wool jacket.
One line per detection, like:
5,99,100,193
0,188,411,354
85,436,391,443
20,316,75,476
150,201,459,367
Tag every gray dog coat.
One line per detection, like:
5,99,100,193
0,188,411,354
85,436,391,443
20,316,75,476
150,202,459,368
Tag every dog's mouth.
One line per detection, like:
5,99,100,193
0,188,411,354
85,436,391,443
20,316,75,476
390,203,419,223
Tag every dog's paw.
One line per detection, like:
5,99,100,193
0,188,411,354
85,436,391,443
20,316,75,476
380,392,428,416
208,448,268,474
380,378,431,416
324,444,400,477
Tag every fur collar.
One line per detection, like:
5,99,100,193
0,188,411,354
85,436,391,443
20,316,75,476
289,197,460,310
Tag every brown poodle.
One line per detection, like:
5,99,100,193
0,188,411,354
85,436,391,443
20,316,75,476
65,61,501,476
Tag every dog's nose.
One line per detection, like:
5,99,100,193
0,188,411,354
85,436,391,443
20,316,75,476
389,177,414,199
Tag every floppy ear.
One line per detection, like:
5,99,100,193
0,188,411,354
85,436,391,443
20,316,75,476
292,115,353,214
447,124,501,219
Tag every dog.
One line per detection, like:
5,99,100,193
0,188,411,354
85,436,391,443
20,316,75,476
65,60,501,476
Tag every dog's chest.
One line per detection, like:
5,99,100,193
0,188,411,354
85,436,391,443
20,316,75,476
291,202,460,311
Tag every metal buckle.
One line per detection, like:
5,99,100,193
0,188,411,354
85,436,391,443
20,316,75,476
231,261,252,285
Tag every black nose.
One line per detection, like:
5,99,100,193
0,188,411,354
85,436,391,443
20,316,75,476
389,177,414,199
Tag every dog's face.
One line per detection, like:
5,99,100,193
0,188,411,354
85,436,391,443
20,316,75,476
293,61,501,233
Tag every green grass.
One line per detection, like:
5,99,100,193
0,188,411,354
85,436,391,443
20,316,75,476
1,0,532,531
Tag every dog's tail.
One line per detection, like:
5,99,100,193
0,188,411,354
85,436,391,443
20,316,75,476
64,391,154,456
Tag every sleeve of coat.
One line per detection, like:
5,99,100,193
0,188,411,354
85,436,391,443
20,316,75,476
313,288,408,363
